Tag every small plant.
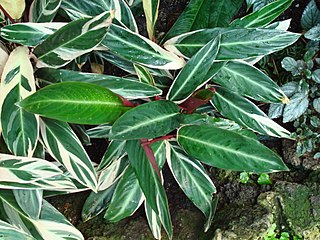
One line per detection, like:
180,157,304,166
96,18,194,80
239,172,272,185
263,223,302,240
0,0,300,239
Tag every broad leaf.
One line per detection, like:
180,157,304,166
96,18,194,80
177,125,288,173
301,0,320,30
167,142,216,231
211,87,291,138
145,201,162,239
126,140,172,239
0,220,36,240
13,189,43,219
305,24,320,40
0,0,25,19
104,166,144,222
143,0,159,39
40,118,98,191
0,22,65,47
34,12,113,68
20,82,129,124
283,91,309,122
86,124,112,139
0,46,39,156
35,68,162,99
102,24,185,70
97,140,126,171
110,100,180,140
213,61,288,103
167,36,220,103
29,0,62,23
164,28,300,59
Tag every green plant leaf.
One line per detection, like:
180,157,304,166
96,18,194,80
283,91,309,122
35,68,162,99
134,64,156,85
301,0,320,30
142,0,159,39
86,124,112,139
167,36,220,103
167,142,216,231
29,0,62,23
211,87,291,138
305,23,320,40
177,125,288,173
213,60,288,103
126,140,172,239
0,220,36,240
39,118,98,191
13,189,42,219
97,140,126,171
20,82,129,124
104,165,144,222
102,24,185,70
0,46,39,156
145,201,162,240
313,98,320,113
33,11,113,68
164,28,300,59
110,100,180,140
231,0,293,28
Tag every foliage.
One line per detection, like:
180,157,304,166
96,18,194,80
269,0,320,159
263,223,302,240
0,0,299,239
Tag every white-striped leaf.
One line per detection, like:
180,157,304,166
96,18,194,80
177,125,289,173
86,124,112,139
97,140,126,171
145,201,162,239
102,24,185,70
110,100,180,140
40,118,98,191
134,64,156,85
0,46,39,156
213,61,289,103
13,189,43,219
0,220,36,240
211,87,292,138
167,36,220,103
142,0,159,39
104,165,144,222
0,42,9,78
0,154,76,190
0,22,66,47
0,0,25,19
29,0,62,23
34,11,113,68
167,142,216,231
35,68,162,99
164,28,300,60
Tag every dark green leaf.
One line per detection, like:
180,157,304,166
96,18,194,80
29,0,62,23
301,0,320,30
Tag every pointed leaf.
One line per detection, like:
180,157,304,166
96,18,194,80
20,82,129,124
29,0,62,23
211,87,291,138
13,189,43,219
0,220,36,240
110,100,180,140
0,0,25,19
177,125,288,173
97,140,126,171
142,0,159,39
301,0,320,30
134,64,156,85
145,201,162,239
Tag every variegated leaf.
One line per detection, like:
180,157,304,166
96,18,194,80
145,201,162,239
0,0,25,19
97,140,126,171
29,0,62,23
0,42,9,78
34,11,113,68
142,0,159,39
0,46,39,156
134,64,156,85
0,220,36,240
40,118,98,191
13,189,43,219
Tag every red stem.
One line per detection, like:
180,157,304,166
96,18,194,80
141,139,161,178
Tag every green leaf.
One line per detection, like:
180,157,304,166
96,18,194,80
104,166,144,222
167,142,216,231
126,140,172,239
305,24,320,40
257,173,272,185
0,154,75,190
167,36,220,103
97,140,126,171
35,68,162,99
142,0,159,39
86,124,112,139
40,118,98,191
0,22,65,47
177,125,288,173
145,201,162,239
0,220,36,240
301,0,320,30
33,11,113,68
231,0,293,28
0,46,39,156
13,190,43,219
283,91,309,122
20,82,129,124
213,61,289,103
110,100,180,140
313,98,320,113
164,28,300,59
29,0,62,23
211,87,291,138
102,24,185,70
134,64,155,85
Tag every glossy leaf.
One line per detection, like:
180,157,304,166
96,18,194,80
167,36,220,103
283,91,309,123
40,118,98,191
97,140,126,171
0,0,25,19
126,140,172,239
35,68,162,99
213,61,288,103
0,220,36,240
211,87,291,138
20,82,129,124
110,100,180,140
86,124,112,139
0,22,65,47
305,24,320,40
167,142,216,231
134,64,155,85
29,0,62,23
301,0,320,30
0,46,39,156
104,166,144,222
145,201,162,239
177,125,288,173
143,0,159,39
34,12,113,68
164,28,300,59
13,189,43,219
102,24,185,70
